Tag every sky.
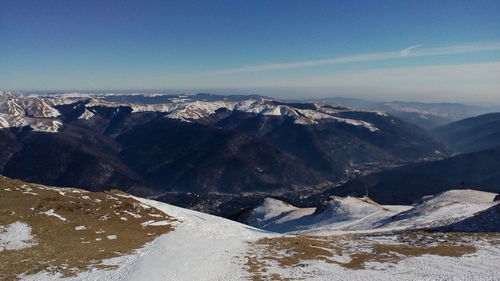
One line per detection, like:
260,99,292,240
1,0,499,103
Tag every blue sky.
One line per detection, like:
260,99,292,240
1,0,499,102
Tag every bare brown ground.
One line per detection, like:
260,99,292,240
0,176,177,281
244,231,499,281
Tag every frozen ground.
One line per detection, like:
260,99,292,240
20,198,270,281
4,188,499,281
297,246,500,281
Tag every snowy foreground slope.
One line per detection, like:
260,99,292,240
245,190,498,235
1,177,499,281
23,198,269,281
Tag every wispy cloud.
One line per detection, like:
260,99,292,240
237,61,500,103
399,44,421,56
207,42,500,75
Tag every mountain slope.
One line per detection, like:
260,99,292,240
433,112,500,153
376,190,498,230
116,118,324,193
0,176,177,281
309,97,495,130
1,176,499,281
429,203,500,232
215,108,444,176
0,92,446,197
241,190,498,234
325,147,500,205
0,176,268,281
372,102,490,129
243,196,409,233
0,126,151,195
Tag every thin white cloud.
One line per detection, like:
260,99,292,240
272,61,500,87
399,44,422,56
144,62,497,103
207,42,500,75
240,61,500,103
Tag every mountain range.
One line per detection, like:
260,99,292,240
1,91,499,219
308,97,498,129
1,91,499,280
0,91,444,197
433,112,500,153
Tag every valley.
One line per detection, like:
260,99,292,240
1,93,499,279
3,2,499,280
1,91,499,218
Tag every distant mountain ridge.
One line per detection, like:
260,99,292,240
432,112,500,153
0,91,444,196
324,147,500,205
308,97,498,129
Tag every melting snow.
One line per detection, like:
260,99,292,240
148,213,163,217
40,209,68,221
23,192,39,195
140,220,171,227
123,211,142,218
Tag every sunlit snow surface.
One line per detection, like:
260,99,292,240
19,191,500,281
247,190,498,235
0,91,383,132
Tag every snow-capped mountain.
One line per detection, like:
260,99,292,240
0,91,63,132
310,97,497,129
0,91,384,131
369,101,499,129
0,91,445,198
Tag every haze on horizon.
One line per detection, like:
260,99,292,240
1,0,499,104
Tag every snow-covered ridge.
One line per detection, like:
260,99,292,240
0,91,63,132
233,99,381,130
164,100,237,121
376,189,499,230
245,190,499,234
0,91,382,132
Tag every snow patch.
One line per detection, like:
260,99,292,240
0,222,36,251
140,220,171,227
40,209,68,221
